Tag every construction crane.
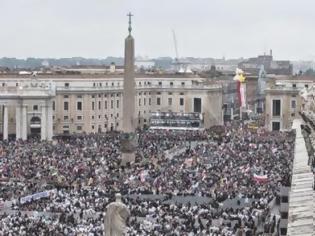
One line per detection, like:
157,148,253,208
172,29,179,63
171,30,192,73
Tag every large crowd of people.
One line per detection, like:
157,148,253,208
0,123,294,235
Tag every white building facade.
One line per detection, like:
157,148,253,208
0,74,223,139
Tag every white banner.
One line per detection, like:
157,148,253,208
20,189,56,204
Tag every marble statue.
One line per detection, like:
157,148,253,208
104,193,130,236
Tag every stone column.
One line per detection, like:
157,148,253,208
15,105,22,140
3,105,8,140
47,101,53,141
41,105,47,140
21,105,28,140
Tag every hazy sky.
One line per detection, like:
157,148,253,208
0,0,314,60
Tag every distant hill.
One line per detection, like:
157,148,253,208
0,57,124,69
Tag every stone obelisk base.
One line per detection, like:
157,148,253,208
121,152,135,166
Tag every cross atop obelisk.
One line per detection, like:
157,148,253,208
127,12,133,35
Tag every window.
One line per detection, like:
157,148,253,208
33,105,38,111
77,95,82,98
92,115,94,120
98,101,101,110
144,98,146,106
149,98,151,106
180,92,184,95
117,113,119,117
292,84,296,88
111,100,113,109
157,97,161,106
116,122,119,127
77,126,82,131
281,195,288,203
52,101,55,111
65,83,69,88
92,125,95,130
77,116,82,120
305,84,309,88
158,81,162,86
77,101,82,111
181,82,185,86
170,82,174,86
194,98,202,113
180,98,184,106
92,102,95,110
291,100,296,109
64,116,69,121
64,95,69,98
168,98,172,106
105,101,107,109
117,100,119,109
272,122,280,131
281,212,288,219
157,92,161,95
168,92,173,95
139,98,141,106
64,101,69,111
272,99,281,116
91,95,95,98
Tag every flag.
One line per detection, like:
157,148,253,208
240,165,250,173
140,170,148,182
253,173,268,183
184,158,193,167
233,68,246,108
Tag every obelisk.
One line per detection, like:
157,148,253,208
121,13,137,165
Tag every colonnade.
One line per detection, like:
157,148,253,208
1,101,53,141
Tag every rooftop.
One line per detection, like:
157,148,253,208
287,119,315,236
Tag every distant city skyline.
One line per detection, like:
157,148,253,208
0,0,314,60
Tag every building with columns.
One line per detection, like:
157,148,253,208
0,73,223,139
0,76,56,140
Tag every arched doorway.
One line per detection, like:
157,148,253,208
30,116,41,136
